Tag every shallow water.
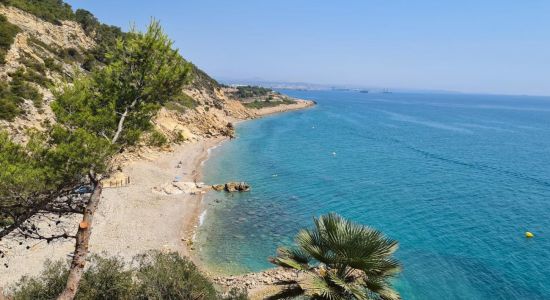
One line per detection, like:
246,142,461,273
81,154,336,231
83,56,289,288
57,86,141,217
197,91,550,299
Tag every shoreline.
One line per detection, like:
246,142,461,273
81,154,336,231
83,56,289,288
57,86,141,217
250,99,316,118
185,100,316,273
0,100,314,289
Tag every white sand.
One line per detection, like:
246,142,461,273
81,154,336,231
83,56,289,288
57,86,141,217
0,137,224,288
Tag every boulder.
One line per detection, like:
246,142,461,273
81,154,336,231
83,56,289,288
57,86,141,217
225,182,250,192
211,184,225,191
212,182,251,192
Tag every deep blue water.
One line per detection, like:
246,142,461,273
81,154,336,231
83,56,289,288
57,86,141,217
197,91,550,299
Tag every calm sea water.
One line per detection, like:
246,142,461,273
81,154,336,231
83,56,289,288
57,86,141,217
196,91,550,299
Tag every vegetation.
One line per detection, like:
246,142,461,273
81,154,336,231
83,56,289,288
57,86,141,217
132,252,219,299
0,14,20,63
0,0,75,24
10,69,43,107
11,251,246,300
187,63,219,92
0,68,45,120
0,82,22,120
74,8,126,65
1,0,125,69
43,57,64,73
165,92,196,113
244,98,296,109
270,213,402,300
234,85,273,99
146,130,168,147
0,20,191,299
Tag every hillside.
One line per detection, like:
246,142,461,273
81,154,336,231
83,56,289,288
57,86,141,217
0,2,305,146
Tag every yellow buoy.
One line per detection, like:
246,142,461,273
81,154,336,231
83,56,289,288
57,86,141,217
525,231,534,238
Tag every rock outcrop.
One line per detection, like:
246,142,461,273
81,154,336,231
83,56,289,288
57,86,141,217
152,181,205,195
214,268,302,298
0,5,93,142
212,182,251,192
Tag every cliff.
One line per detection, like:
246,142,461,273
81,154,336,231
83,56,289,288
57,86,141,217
0,4,312,146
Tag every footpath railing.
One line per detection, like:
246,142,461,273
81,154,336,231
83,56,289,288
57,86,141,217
102,176,131,188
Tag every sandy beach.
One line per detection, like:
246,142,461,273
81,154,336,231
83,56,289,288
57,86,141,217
0,101,314,289
0,137,225,288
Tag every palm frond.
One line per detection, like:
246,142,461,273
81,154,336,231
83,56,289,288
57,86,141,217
300,272,346,300
271,213,402,300
270,247,311,270
327,271,369,300
363,276,401,300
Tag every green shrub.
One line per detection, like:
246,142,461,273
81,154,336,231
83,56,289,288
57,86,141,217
0,97,22,120
12,260,69,300
187,63,219,92
27,36,57,53
0,67,48,119
177,92,196,108
164,101,186,113
133,252,218,300
235,85,272,99
81,53,96,71
57,47,82,63
43,57,63,73
0,81,23,120
74,9,126,64
9,68,43,106
146,130,168,147
77,256,134,300
2,0,76,24
10,252,246,300
0,80,20,120
20,55,45,74
0,15,20,63
164,92,196,113
244,98,296,109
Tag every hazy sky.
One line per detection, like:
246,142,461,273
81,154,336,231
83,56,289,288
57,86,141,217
65,0,550,96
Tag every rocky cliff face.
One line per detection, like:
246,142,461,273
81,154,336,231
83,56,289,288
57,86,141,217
0,4,313,149
0,5,94,141
0,4,254,144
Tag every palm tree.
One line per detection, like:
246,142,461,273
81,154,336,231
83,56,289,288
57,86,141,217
269,213,401,300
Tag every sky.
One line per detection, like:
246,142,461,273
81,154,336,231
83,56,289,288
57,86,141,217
65,0,550,96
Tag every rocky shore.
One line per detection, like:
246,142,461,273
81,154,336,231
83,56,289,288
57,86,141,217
214,268,302,299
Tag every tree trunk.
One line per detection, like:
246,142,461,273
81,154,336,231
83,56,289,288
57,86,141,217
111,97,138,144
57,182,103,300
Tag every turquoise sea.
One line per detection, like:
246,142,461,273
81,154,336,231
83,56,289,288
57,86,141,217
196,90,550,299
